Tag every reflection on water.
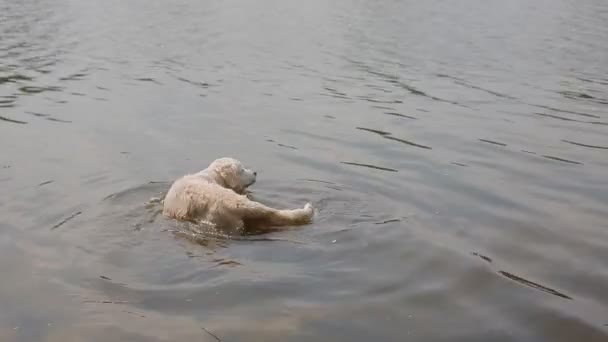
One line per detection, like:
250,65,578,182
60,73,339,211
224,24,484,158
1,0,608,341
498,271,572,300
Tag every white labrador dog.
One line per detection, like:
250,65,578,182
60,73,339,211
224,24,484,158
163,158,314,230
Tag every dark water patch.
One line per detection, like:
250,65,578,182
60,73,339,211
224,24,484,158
102,181,171,202
0,115,27,124
202,327,222,342
70,92,86,96
324,115,335,119
59,72,87,81
384,136,432,149
533,104,600,119
535,112,582,122
25,111,50,117
322,86,341,93
19,85,62,94
471,252,492,263
365,83,393,93
209,258,243,268
26,111,71,123
323,86,347,97
354,64,423,96
589,121,608,126
99,275,127,286
438,73,517,100
375,219,400,225
542,155,583,165
559,91,608,104
562,140,608,150
289,97,303,101
356,127,391,136
83,174,108,186
357,126,431,149
277,143,298,150
82,299,133,304
134,77,162,85
416,108,430,112
371,105,394,110
436,73,457,79
0,74,32,84
559,90,594,99
387,78,462,105
320,92,350,100
522,150,537,155
45,117,72,123
96,85,109,90
298,178,336,185
451,162,468,167
38,180,53,186
50,211,82,230
175,76,211,88
576,77,608,86
383,112,417,119
479,139,507,147
357,95,402,104
346,67,464,106
264,138,298,150
341,161,398,172
499,271,572,300
0,95,17,107
453,80,517,99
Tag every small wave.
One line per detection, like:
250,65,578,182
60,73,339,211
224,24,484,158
341,161,398,172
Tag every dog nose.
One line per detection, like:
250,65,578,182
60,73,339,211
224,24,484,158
253,172,257,176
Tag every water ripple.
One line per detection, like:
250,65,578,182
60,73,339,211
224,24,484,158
1,0,608,340
341,162,398,172
0,115,26,124
562,140,608,150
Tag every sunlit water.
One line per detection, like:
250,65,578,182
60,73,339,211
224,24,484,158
1,0,607,341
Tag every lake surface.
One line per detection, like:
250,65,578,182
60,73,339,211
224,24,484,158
1,0,607,341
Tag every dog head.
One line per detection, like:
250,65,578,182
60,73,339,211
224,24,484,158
207,157,256,194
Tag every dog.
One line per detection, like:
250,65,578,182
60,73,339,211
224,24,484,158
162,158,314,231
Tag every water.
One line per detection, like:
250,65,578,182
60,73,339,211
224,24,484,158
1,0,607,340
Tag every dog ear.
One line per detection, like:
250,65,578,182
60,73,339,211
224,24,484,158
218,162,243,193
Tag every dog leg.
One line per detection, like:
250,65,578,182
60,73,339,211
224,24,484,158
235,200,314,227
